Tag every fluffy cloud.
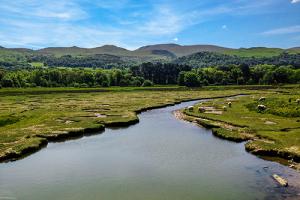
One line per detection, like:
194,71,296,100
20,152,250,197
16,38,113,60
291,0,300,4
0,0,87,20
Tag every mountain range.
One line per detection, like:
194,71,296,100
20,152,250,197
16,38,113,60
1,44,299,58
1,44,300,68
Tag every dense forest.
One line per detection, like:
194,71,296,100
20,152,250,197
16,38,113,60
1,47,300,88
0,63,299,88
1,49,300,70
174,52,300,68
29,54,128,69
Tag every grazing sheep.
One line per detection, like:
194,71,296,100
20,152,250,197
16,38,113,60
296,99,300,105
223,106,227,111
198,107,206,113
188,106,194,111
259,97,266,101
228,102,232,108
257,104,266,111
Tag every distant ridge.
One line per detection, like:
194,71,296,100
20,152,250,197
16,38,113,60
288,47,300,50
135,43,231,57
89,45,130,55
37,45,135,57
1,44,300,60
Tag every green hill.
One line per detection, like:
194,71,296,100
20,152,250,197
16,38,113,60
37,45,131,56
174,51,300,68
223,47,284,57
1,44,299,69
135,43,230,57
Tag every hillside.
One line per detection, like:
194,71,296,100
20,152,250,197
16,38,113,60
0,48,29,68
288,47,300,54
38,45,131,56
1,44,300,69
223,47,284,57
135,43,230,57
89,45,131,56
174,51,300,68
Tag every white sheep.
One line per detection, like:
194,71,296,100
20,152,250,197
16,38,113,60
198,107,206,113
228,102,232,108
259,97,266,101
257,104,266,111
223,106,227,111
188,106,194,111
296,99,300,105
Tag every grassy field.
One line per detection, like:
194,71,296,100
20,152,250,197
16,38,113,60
0,87,249,162
223,48,300,57
223,48,284,57
182,86,300,167
0,86,184,95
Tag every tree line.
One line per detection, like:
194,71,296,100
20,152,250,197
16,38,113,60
174,52,300,68
2,50,300,70
178,64,300,87
0,68,149,88
28,54,127,69
0,63,299,88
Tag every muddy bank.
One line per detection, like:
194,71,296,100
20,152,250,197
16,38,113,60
175,110,300,171
0,94,245,163
0,124,105,163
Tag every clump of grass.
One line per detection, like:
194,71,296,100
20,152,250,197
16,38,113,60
0,116,20,127
212,128,249,142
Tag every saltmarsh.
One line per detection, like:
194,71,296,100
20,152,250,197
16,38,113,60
183,87,300,164
0,87,246,162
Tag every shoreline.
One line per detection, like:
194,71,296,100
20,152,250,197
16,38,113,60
174,110,300,171
0,94,245,163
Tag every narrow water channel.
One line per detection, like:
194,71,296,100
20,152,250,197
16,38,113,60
0,100,299,200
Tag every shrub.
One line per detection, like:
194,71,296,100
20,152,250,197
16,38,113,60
142,80,153,87
101,81,109,87
119,79,130,87
130,79,142,87
80,83,89,88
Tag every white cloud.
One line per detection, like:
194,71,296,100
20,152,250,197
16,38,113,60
0,0,293,49
0,0,87,20
0,18,125,48
140,6,183,35
291,0,300,4
261,25,300,35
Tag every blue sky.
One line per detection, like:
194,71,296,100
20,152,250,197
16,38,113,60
0,0,300,49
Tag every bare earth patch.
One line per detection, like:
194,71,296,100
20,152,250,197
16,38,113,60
265,121,277,125
94,113,107,118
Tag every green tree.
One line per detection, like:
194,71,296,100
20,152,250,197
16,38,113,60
273,66,293,83
183,72,200,87
177,71,186,86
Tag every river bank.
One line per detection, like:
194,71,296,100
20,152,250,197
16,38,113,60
176,90,300,171
1,98,300,200
0,89,248,163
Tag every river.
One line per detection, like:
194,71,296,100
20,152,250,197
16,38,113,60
0,100,299,200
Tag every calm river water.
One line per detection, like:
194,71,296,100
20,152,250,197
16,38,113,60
0,100,300,200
